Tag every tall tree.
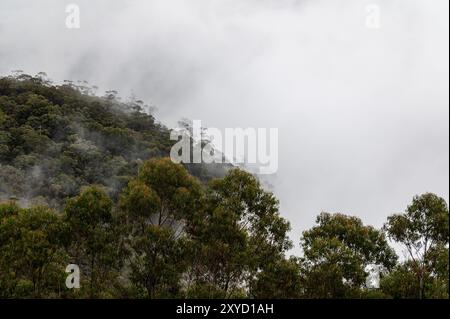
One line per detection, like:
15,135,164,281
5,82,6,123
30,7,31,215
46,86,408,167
384,193,449,299
301,212,397,298
0,203,69,298
187,169,292,298
119,158,203,298
64,186,123,298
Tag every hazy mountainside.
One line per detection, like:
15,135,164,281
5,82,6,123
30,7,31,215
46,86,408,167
0,73,448,300
0,73,222,207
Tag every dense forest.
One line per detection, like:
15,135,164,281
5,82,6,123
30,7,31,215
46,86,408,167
0,73,448,299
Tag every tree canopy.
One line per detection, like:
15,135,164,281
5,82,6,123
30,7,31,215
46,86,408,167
0,73,448,299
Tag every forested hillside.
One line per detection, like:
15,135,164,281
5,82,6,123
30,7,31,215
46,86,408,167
0,74,448,299
0,73,221,207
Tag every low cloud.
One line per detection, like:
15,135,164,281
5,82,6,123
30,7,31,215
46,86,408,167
1,0,448,253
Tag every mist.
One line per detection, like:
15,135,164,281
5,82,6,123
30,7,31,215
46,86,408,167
1,0,448,254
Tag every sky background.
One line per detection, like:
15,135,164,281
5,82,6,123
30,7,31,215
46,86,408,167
1,0,448,256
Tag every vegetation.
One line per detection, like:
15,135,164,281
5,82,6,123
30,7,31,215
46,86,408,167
0,74,448,298
0,72,222,208
382,193,449,298
300,213,397,298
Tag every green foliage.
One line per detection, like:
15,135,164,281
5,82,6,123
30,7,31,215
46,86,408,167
0,166,447,300
380,262,421,298
0,204,69,298
187,169,292,298
0,73,448,300
300,213,397,298
385,193,449,247
119,158,203,298
384,193,449,299
0,74,175,207
129,225,188,298
64,186,124,298
249,257,303,299
136,157,204,227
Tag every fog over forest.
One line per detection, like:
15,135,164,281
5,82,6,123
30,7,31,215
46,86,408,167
0,0,448,256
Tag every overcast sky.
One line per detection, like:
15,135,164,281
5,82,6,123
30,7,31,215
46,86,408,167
1,0,448,255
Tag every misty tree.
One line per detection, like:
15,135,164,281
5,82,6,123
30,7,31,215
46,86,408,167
384,193,449,299
0,165,25,196
12,125,52,154
187,169,292,298
119,158,203,298
0,74,179,208
64,186,124,298
300,212,397,298
2,73,448,300
0,203,69,298
0,128,9,161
